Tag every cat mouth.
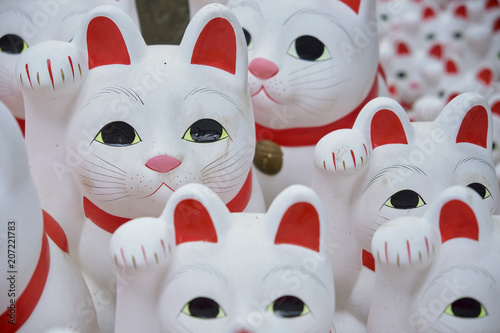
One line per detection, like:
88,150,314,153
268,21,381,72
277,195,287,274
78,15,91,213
252,86,282,104
141,182,175,198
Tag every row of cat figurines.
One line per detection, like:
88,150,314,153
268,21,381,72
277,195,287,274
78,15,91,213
2,2,500,333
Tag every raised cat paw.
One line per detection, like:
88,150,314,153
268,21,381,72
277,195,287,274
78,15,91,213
314,129,370,173
110,217,172,270
371,217,440,269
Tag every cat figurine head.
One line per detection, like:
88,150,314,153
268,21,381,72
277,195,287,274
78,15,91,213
0,0,139,126
111,183,335,333
368,185,500,332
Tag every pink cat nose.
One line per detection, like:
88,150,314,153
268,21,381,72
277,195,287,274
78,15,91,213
146,155,181,173
249,57,279,79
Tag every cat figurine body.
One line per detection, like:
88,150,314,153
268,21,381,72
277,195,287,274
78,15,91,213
311,93,499,332
0,102,100,333
110,183,336,333
0,0,140,133
368,185,500,332
190,0,385,206
16,4,264,332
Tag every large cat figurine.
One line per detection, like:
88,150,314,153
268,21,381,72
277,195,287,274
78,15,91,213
190,0,385,206
0,102,100,332
110,183,336,333
15,4,264,332
368,185,500,332
0,0,140,134
311,93,499,331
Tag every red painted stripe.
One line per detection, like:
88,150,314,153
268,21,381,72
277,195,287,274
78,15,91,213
47,59,54,90
68,56,75,80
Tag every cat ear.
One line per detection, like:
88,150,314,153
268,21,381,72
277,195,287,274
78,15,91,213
476,67,494,87
354,97,411,150
395,41,411,56
453,4,468,20
339,0,361,14
162,183,230,246
72,6,147,70
266,185,327,253
422,6,437,20
428,43,443,59
445,58,460,75
436,93,492,149
180,4,247,77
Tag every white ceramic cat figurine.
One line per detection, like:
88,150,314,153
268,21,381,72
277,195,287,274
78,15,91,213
368,185,500,332
0,102,100,332
0,0,140,134
311,93,499,332
16,4,264,332
110,183,336,333
190,0,385,206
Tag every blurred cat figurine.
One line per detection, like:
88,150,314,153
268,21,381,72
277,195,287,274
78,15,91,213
110,183,336,333
312,93,499,332
16,4,264,332
368,185,500,332
0,102,100,333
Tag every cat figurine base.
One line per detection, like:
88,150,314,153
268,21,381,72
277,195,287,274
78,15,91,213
110,183,336,333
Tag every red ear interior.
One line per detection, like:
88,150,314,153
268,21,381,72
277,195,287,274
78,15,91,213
191,17,237,74
491,100,500,117
275,202,320,252
429,44,442,59
423,6,436,20
174,199,217,245
494,17,500,32
446,59,459,74
87,16,131,69
486,0,500,9
371,109,408,148
339,0,361,14
454,5,468,19
456,105,488,148
396,41,411,55
439,200,479,243
477,68,493,86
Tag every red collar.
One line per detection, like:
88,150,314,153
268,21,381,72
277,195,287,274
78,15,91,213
84,170,253,234
0,230,50,331
362,249,375,271
255,77,378,147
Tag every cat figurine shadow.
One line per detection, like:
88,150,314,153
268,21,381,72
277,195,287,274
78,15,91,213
368,185,500,332
16,4,264,332
0,0,140,134
0,102,100,333
311,93,499,332
110,183,336,333
189,0,386,206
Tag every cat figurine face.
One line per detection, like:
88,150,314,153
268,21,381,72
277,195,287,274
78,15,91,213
110,183,335,333
0,102,100,332
369,185,500,332
0,0,139,125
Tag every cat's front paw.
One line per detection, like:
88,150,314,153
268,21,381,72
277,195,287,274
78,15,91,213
314,129,370,173
372,217,440,269
16,41,87,93
110,217,172,270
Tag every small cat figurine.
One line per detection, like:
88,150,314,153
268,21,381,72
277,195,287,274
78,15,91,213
110,183,336,333
311,93,499,332
16,4,264,332
0,102,100,333
190,0,385,206
0,0,140,133
368,185,500,332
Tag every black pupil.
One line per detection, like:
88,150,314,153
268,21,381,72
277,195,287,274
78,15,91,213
99,121,136,145
389,190,421,209
0,34,26,54
189,119,223,143
427,33,435,40
396,71,407,79
450,297,482,318
294,35,325,61
188,297,220,319
468,183,487,198
273,296,305,318
242,28,251,46
453,31,462,39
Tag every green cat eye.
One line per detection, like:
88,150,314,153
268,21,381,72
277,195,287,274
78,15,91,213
183,119,229,143
384,189,426,209
243,28,254,50
266,295,311,318
94,121,141,147
181,297,226,319
467,183,491,200
287,35,331,62
0,34,28,54
444,297,487,318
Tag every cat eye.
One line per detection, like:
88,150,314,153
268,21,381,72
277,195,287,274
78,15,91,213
181,297,226,319
444,297,487,318
183,119,229,143
379,13,389,22
425,33,435,41
395,71,407,80
452,31,463,40
266,295,311,318
0,34,28,54
384,189,426,209
242,28,254,50
467,183,491,200
94,121,141,147
287,35,331,62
